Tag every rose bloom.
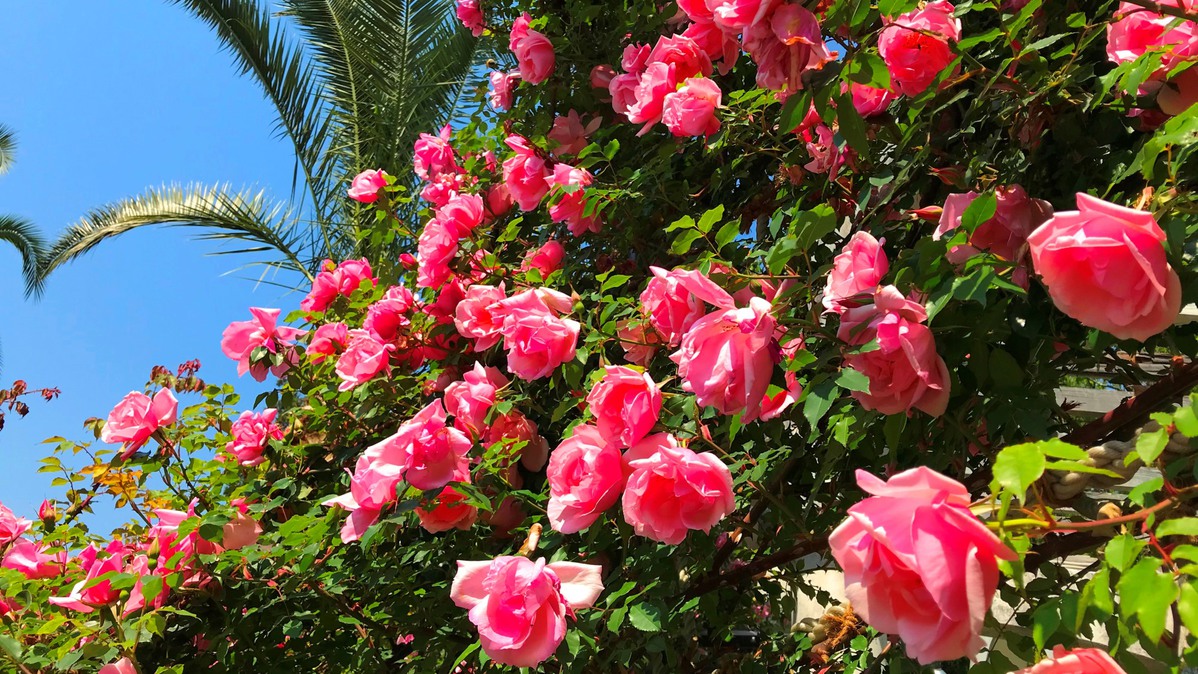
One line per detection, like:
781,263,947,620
546,424,626,534
609,72,641,119
444,362,509,438
484,410,551,472
48,541,128,612
435,192,486,240
646,34,713,80
308,321,349,364
100,389,178,458
301,258,377,313
586,366,662,448
0,503,31,548
849,82,897,117
626,62,679,134
617,318,662,367
622,433,734,545
99,658,137,674
3,538,64,579
742,5,834,98
364,286,416,343
1028,193,1182,341
454,283,507,351
347,168,388,203
590,63,617,90
509,12,531,49
225,408,284,467
221,307,306,381
936,184,1052,265
549,164,601,236
420,170,464,207
502,135,553,211
829,468,1016,664
640,266,708,345
662,77,722,137
417,218,460,289
514,29,556,84
413,124,459,181
1015,646,1127,674
489,70,519,111
1107,1,1198,71
223,499,263,550
455,0,484,37
451,556,603,667
416,486,479,533
707,0,778,31
823,231,889,313
878,0,961,96
368,400,473,491
323,453,404,542
522,239,565,278
335,329,393,391
622,43,651,74
494,288,580,381
548,110,602,157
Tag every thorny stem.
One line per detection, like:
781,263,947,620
1120,0,1198,23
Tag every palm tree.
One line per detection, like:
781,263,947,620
36,0,484,286
0,125,46,297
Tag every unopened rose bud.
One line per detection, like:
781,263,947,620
38,499,56,525
909,205,944,222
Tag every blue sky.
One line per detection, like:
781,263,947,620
0,4,302,526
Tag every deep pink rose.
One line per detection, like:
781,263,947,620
678,0,713,21
662,77,722,137
455,0,485,37
364,286,416,344
548,110,602,157
489,70,519,111
647,34,713,80
823,231,889,313
622,433,734,545
682,19,742,74
1027,193,1182,341
0,504,31,548
99,658,137,674
878,0,961,96
829,468,1016,664
742,4,834,98
367,400,472,491
416,486,479,533
639,266,708,345
452,557,603,667
454,283,507,351
444,362,509,438
308,322,349,364
514,30,556,84
323,453,404,542
617,318,662,367
622,44,652,74
436,192,486,240
486,183,516,218
347,168,388,203
546,424,626,534
48,541,127,612
420,170,465,206
935,184,1052,265
221,307,305,381
2,539,64,580
335,329,393,391
302,257,376,312
609,72,642,119
626,62,678,134
225,408,283,467
417,218,460,289
100,389,178,457
502,135,553,211
849,82,897,117
549,164,601,236
413,124,459,181
494,288,580,381
522,240,565,278
706,0,778,31
1015,646,1127,674
484,410,550,472
586,366,662,448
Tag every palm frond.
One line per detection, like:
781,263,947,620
0,214,47,298
38,183,313,286
0,125,16,176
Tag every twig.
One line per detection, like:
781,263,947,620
1120,0,1198,23
682,536,829,598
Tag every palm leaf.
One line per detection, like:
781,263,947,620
0,214,47,297
0,125,15,176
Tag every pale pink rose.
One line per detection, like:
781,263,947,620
48,541,127,612
452,557,603,667
308,321,349,363
100,389,179,457
840,286,951,417
822,231,889,313
509,12,532,50
417,218,460,289
99,658,137,674
444,363,509,438
514,29,556,84
364,286,416,344
742,4,834,98
502,135,553,211
662,77,722,137
546,424,627,534
682,19,742,74
367,400,473,491
586,366,662,447
347,168,388,203
548,110,602,156
878,0,961,96
416,486,479,533
489,70,520,111
413,124,459,181
323,454,404,542
549,164,601,236
494,288,580,381
829,468,1016,664
454,283,507,351
617,318,662,366
935,185,1052,265
626,62,679,134
622,44,652,74
591,64,617,90
335,329,393,391
609,72,642,119
3,538,64,579
849,82,897,117
1015,646,1127,674
622,433,734,544
221,307,306,381
455,0,485,37
647,34,713,80
671,296,780,422
222,499,262,550
485,410,550,472
225,408,283,467
1027,193,1182,341
706,0,778,31
436,192,486,240
522,240,565,278
639,266,708,345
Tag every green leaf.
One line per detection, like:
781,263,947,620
601,274,632,292
1105,534,1145,572
665,215,696,232
1174,406,1198,438
1179,582,1198,635
628,603,663,632
1137,427,1170,464
992,442,1046,498
792,205,838,251
835,368,870,393
697,205,725,233
803,379,838,429
835,92,869,155
671,229,705,255
1118,558,1178,642
1129,477,1165,506
960,192,997,232
1157,517,1198,538
0,635,20,660
1032,601,1060,651
844,52,891,90
1037,439,1089,461
766,236,800,275
714,219,742,251
607,606,627,632
1078,567,1114,629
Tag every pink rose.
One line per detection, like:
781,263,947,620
639,266,708,345
682,19,741,74
308,321,349,364
609,72,642,119
364,286,416,344
221,307,305,381
586,366,662,447
742,4,834,98
514,29,556,84
849,82,897,118
485,410,550,472
678,0,713,21
451,556,603,667
416,486,479,533
662,77,722,137
436,192,486,240
100,389,178,457
878,0,961,96
522,240,565,278
591,64,616,90
413,124,459,181
335,329,393,391
2,538,64,579
225,408,283,467
48,541,127,612
622,433,734,544
548,110,602,157
444,363,509,438
509,13,531,49
368,400,472,491
494,288,580,381
1107,1,1198,71
301,258,376,312
454,283,507,351
223,499,262,550
99,658,137,674
829,468,1016,664
1015,646,1127,674
626,62,679,134
455,0,485,37
617,318,662,367
1027,193,1182,341
502,135,553,211
489,70,519,111
549,164,601,236
347,168,388,203
822,231,889,313
0,505,31,545
936,185,1052,266
622,44,652,74
706,0,778,31
323,453,404,542
647,34,713,80
417,218,460,289
546,424,626,534
420,170,465,206
486,183,515,217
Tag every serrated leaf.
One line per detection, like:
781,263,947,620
1105,533,1145,572
1174,406,1198,438
960,192,997,232
803,379,837,429
601,274,632,292
1137,427,1170,464
992,443,1046,498
1118,558,1178,642
1180,583,1198,636
835,368,870,393
1157,517,1198,538
607,606,627,632
628,603,663,632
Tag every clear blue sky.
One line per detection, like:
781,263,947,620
0,4,302,526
